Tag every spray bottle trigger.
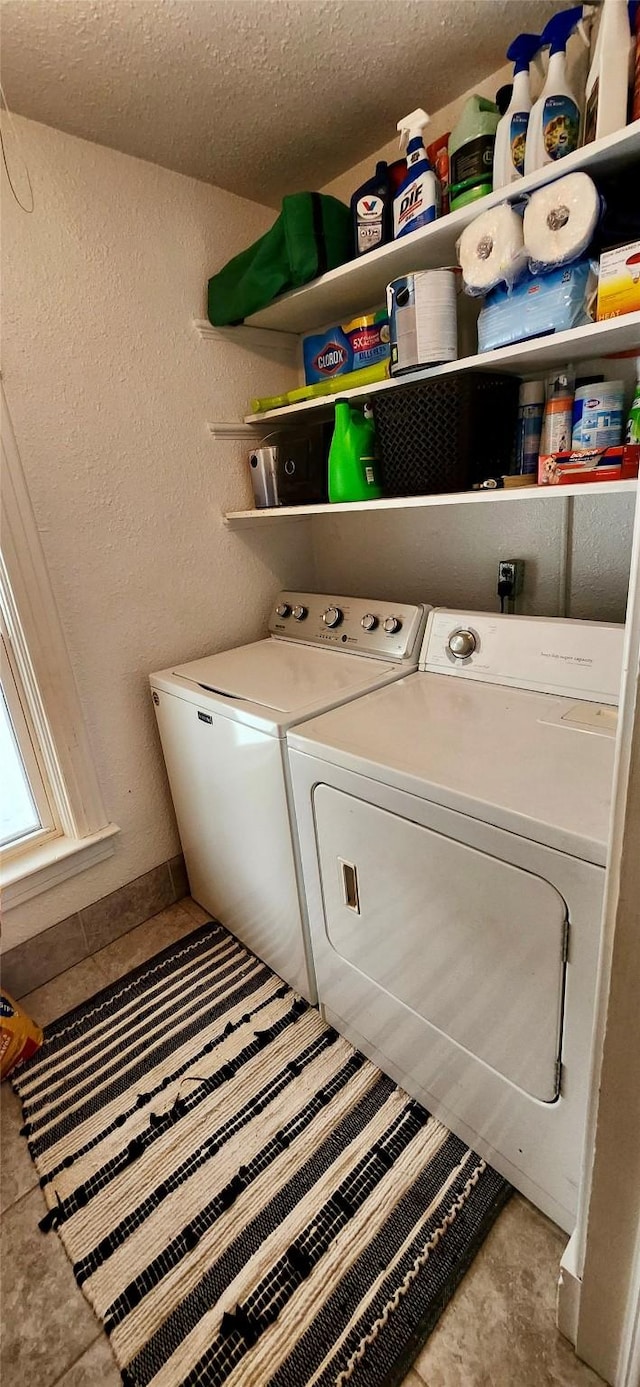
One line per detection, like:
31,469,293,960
396,108,431,152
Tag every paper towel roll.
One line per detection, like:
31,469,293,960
524,172,601,272
457,204,527,296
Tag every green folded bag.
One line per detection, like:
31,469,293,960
207,192,352,326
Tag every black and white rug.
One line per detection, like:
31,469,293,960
13,919,510,1387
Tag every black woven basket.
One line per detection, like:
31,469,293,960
372,373,520,496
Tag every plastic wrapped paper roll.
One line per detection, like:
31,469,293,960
457,203,527,296
524,172,601,272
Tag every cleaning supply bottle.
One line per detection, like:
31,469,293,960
328,400,382,502
350,161,393,257
626,360,640,444
493,34,541,188
448,97,500,211
524,7,586,175
393,109,437,239
583,0,634,144
540,370,575,455
514,380,545,474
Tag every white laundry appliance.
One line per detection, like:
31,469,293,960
287,609,624,1230
150,592,428,1004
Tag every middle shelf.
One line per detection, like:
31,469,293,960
224,478,638,527
243,312,640,426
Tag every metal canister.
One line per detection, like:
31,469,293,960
387,269,459,376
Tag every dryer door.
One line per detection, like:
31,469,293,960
313,787,567,1102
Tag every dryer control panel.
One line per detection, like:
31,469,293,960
269,592,429,663
422,609,624,704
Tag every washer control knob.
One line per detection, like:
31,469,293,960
323,606,343,628
275,602,291,618
292,605,308,621
448,628,477,659
383,615,402,634
361,613,378,631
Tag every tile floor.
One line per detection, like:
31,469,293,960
0,898,605,1387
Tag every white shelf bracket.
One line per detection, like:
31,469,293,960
207,422,263,441
193,319,299,365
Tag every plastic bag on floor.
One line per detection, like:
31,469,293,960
1,990,43,1080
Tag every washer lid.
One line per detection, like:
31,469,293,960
171,640,397,716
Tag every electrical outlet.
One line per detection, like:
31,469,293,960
497,559,524,612
497,560,524,594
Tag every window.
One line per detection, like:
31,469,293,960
1,381,118,915
1,615,58,855
1,624,56,848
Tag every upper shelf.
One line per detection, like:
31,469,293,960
244,312,640,425
244,124,640,335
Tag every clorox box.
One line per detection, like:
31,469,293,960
303,312,390,385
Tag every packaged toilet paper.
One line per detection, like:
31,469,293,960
457,203,528,296
524,172,602,273
477,259,593,353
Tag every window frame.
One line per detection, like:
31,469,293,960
1,618,59,855
1,378,118,914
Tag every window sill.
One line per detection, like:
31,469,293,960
1,824,120,909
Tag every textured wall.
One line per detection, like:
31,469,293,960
310,493,635,622
2,117,315,949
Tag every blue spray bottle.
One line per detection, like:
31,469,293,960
393,109,437,239
524,6,589,174
492,33,541,188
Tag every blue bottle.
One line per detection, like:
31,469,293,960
351,161,393,257
393,109,438,239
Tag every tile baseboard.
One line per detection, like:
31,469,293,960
1,854,189,1000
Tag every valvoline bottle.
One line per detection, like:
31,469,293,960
351,161,393,256
393,109,437,239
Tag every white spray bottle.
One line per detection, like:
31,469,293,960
493,33,541,188
584,0,634,143
524,6,588,175
393,109,437,239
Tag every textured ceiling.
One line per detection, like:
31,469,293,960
1,0,558,206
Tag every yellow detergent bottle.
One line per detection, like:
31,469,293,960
328,401,382,503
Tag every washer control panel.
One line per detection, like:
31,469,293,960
269,593,428,662
422,609,624,703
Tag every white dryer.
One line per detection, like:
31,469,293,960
288,609,624,1230
150,593,427,1004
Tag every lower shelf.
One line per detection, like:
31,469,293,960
223,479,638,527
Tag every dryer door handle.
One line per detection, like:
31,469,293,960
340,859,360,914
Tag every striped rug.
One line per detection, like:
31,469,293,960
13,919,510,1387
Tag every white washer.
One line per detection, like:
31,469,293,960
150,592,428,1003
287,609,624,1230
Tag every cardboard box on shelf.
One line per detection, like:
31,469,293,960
596,241,640,320
538,444,640,486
